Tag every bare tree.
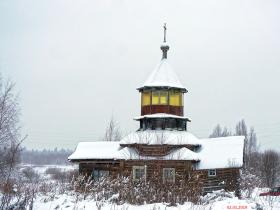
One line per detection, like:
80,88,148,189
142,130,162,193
235,119,248,137
102,116,121,141
235,120,259,170
0,78,23,176
209,124,231,138
0,77,25,209
260,150,280,188
239,168,262,198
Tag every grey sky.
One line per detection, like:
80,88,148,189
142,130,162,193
1,0,280,151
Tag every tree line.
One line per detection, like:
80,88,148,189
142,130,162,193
20,148,73,165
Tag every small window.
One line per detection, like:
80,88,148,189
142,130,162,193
169,90,182,106
180,93,184,106
163,168,175,183
133,166,146,181
159,91,168,105
208,169,217,177
142,91,151,106
92,169,109,180
152,91,160,105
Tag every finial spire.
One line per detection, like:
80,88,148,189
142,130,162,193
163,23,167,42
161,23,169,59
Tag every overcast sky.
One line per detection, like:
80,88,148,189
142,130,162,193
1,0,280,151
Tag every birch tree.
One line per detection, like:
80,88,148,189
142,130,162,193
0,76,25,209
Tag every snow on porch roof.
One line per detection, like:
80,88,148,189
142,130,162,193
68,141,199,161
68,141,121,160
138,59,187,91
197,136,245,170
119,130,201,145
115,147,200,161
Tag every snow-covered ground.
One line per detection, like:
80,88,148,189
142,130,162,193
32,198,254,210
32,191,280,210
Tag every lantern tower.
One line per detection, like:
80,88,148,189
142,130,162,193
136,24,190,131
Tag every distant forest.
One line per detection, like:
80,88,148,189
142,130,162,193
20,148,73,165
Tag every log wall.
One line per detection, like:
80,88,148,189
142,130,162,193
78,160,241,195
121,160,193,182
193,168,240,195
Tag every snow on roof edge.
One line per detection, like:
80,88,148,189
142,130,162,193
134,113,190,120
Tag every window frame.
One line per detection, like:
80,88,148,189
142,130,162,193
159,91,168,105
208,169,217,177
92,169,109,180
163,168,175,183
151,91,160,105
141,91,151,106
169,90,182,106
132,166,146,181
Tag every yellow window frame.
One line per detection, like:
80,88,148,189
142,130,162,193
152,91,160,105
169,90,182,106
142,91,151,106
159,91,168,105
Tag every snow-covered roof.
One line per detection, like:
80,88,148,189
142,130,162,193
138,59,186,91
68,141,199,161
197,136,245,169
68,135,244,170
115,147,199,161
120,130,201,145
68,141,121,160
165,147,199,161
134,113,190,121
